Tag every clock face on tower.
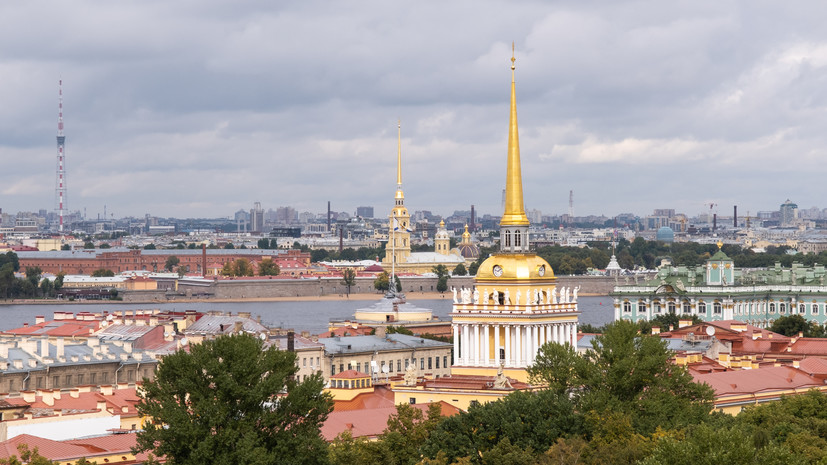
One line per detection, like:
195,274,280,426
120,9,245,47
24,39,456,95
493,265,503,277
538,265,545,277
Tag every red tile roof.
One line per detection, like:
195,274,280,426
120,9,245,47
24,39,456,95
694,365,824,396
331,370,370,380
333,385,396,412
322,401,460,441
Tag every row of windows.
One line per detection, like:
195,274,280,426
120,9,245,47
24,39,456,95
330,356,449,376
623,300,827,317
622,301,721,314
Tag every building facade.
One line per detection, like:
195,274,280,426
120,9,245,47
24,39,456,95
612,243,827,328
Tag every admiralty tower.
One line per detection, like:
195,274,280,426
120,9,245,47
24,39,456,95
450,46,580,382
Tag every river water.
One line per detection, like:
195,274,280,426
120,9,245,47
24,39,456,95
0,296,614,335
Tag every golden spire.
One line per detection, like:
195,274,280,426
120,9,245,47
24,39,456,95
500,42,530,227
395,120,404,201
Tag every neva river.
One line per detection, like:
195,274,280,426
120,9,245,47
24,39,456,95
0,296,614,335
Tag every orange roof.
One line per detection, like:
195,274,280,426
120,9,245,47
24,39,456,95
333,385,396,412
331,370,370,380
787,338,827,356
0,432,152,464
0,435,92,461
322,401,460,441
4,320,100,337
694,365,823,396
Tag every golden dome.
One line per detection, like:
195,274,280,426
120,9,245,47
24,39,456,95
476,253,554,282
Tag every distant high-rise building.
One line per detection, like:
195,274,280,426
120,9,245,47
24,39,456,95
250,202,264,233
356,206,374,218
276,206,297,224
780,199,799,226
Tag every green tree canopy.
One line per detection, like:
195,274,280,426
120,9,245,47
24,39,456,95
374,271,390,292
164,255,180,272
452,264,467,276
432,265,449,279
135,334,333,465
341,268,356,296
258,258,280,276
91,268,115,277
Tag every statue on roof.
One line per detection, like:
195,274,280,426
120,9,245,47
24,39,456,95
493,364,513,389
404,363,417,385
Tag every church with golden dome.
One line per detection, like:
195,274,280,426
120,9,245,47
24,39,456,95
380,123,471,275
449,48,580,382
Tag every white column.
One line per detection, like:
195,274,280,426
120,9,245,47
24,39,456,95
504,325,511,367
565,323,572,347
462,324,470,363
452,324,459,365
473,324,480,365
483,325,490,366
571,321,578,347
553,323,559,344
515,325,522,366
530,325,537,363
540,324,546,348
494,325,501,365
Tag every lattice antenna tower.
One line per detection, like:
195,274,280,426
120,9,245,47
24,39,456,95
55,79,68,233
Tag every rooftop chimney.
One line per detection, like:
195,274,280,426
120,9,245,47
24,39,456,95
287,331,295,352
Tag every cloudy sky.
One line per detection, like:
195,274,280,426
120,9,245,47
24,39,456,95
2,1,827,221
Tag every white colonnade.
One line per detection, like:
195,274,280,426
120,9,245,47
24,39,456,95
452,321,578,367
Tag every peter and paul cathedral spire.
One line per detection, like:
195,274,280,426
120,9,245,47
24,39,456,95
384,120,411,268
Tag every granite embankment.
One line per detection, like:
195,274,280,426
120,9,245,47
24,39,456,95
115,275,620,303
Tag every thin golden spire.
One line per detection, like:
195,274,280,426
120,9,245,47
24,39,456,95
500,43,529,227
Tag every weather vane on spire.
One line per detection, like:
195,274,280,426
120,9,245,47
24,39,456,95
511,42,516,70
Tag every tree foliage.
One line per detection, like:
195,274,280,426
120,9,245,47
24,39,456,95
164,255,180,272
770,314,827,338
374,271,389,292
340,268,356,295
452,264,467,276
258,258,280,276
91,268,115,277
135,334,333,465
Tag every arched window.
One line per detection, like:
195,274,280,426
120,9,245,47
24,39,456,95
779,303,786,314
638,301,647,313
713,302,722,314
769,303,776,314
504,230,511,247
800,304,806,314
623,301,631,313
668,302,676,314
698,302,707,314
814,303,820,315
653,301,662,314
682,301,691,314
515,231,521,247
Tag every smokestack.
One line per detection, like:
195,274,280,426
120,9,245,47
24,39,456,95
734,206,737,228
327,201,331,232
339,227,343,252
470,205,475,233
713,213,717,231
287,331,295,352
202,244,207,277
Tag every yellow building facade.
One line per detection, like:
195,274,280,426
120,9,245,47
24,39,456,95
450,49,580,382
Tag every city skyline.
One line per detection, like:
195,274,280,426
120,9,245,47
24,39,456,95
2,2,827,218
